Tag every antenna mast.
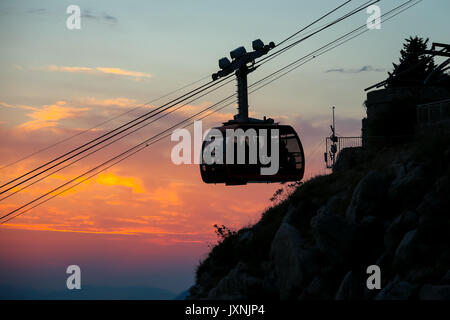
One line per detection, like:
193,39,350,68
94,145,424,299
324,106,338,169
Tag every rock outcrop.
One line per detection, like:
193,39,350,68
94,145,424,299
187,134,450,300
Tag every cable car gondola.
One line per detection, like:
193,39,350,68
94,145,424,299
200,39,305,185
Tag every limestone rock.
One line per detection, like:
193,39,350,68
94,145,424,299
299,277,332,300
419,285,450,300
270,223,320,299
346,170,389,223
376,281,417,300
394,229,419,270
388,163,427,205
207,262,263,300
311,208,354,265
384,211,418,252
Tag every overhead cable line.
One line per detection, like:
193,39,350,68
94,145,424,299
256,0,380,67
0,74,234,194
0,0,373,195
0,75,211,171
276,0,353,48
0,0,423,223
251,0,422,94
0,93,239,223
0,78,235,202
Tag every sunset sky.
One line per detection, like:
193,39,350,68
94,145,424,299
1,0,449,296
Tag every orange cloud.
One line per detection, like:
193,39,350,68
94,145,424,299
66,215,95,225
0,111,281,243
114,217,149,225
44,65,151,79
143,184,183,207
95,67,151,78
1,223,139,235
17,101,89,130
96,172,145,194
47,65,92,73
1,222,200,237
80,97,139,108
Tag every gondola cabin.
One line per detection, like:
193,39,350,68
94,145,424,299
200,122,304,185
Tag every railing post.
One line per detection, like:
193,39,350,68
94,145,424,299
428,105,431,123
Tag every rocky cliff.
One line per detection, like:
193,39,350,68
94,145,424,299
187,132,450,300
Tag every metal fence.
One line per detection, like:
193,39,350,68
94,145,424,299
417,99,450,125
325,136,362,168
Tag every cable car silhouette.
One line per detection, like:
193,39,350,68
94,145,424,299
200,39,305,185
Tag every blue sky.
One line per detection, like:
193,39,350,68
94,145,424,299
1,0,449,122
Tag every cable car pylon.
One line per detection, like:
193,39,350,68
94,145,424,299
212,39,276,124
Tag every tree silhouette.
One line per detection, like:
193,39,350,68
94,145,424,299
386,36,438,88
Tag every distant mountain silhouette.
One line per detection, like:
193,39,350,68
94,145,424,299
0,284,175,300
173,289,190,300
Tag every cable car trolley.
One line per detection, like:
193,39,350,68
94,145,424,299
200,39,305,185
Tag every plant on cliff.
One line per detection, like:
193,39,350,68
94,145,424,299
270,181,303,205
213,224,236,244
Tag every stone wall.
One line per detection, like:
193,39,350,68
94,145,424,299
362,86,450,148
